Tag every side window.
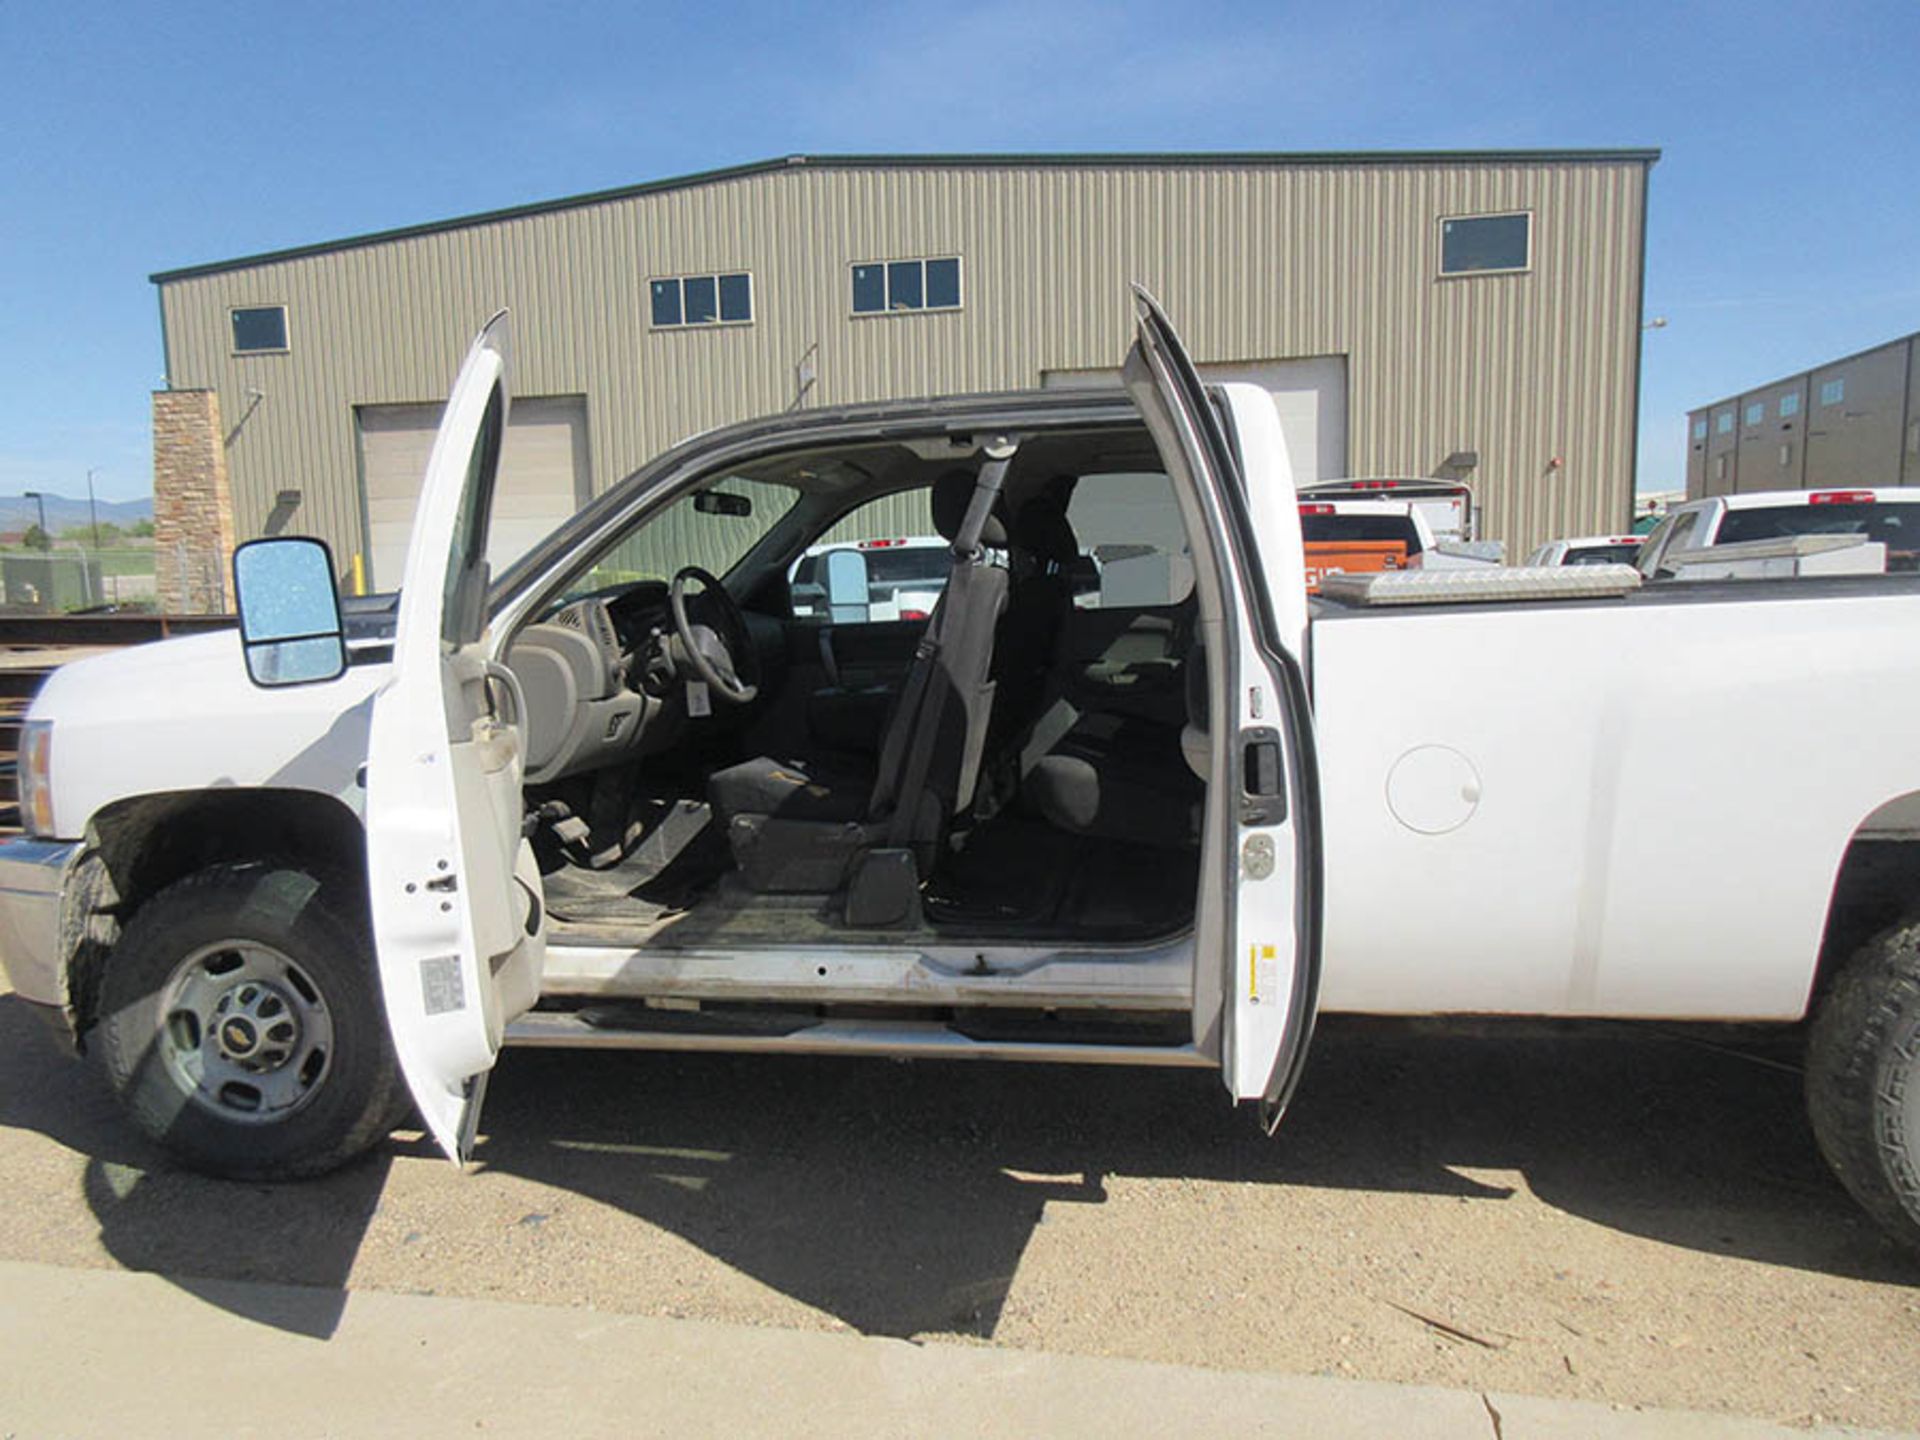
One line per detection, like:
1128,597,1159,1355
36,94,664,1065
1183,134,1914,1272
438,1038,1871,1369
790,489,950,625
1065,472,1195,610
442,382,504,646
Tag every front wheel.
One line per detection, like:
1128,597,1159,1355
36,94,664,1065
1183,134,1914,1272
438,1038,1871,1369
1805,917,1920,1254
97,863,407,1180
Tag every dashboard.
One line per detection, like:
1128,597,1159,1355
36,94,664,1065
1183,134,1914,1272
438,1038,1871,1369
505,582,678,784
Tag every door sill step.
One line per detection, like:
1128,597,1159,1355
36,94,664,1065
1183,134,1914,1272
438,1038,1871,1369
504,1011,1210,1067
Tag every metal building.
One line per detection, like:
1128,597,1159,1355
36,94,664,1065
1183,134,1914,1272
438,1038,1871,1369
150,150,1657,606
1685,331,1920,499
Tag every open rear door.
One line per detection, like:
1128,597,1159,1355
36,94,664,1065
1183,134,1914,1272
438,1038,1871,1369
365,312,547,1163
1124,287,1322,1131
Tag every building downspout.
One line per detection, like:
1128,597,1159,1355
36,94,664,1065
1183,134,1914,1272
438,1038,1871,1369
1627,156,1656,530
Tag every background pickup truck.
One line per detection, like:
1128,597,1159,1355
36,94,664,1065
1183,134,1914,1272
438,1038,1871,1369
5,293,1920,1259
1298,498,1430,592
1637,486,1920,579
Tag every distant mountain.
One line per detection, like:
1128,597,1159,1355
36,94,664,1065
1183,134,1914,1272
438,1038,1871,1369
0,493,153,533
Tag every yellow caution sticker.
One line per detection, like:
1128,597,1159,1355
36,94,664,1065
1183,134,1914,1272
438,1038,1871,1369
1249,943,1277,1001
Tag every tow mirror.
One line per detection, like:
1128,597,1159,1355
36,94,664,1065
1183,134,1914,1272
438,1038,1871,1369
232,537,347,687
695,491,753,517
823,548,870,624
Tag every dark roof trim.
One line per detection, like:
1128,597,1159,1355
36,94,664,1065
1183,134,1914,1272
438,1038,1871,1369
150,148,1661,285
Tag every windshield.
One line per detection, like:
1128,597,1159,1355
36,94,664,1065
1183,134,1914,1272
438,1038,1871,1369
564,477,801,597
1716,502,1920,569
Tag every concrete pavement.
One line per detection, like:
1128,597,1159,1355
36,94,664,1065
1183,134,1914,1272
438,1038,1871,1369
0,1260,1902,1439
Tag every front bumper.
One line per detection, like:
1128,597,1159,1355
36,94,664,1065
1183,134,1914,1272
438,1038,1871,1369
0,838,78,1011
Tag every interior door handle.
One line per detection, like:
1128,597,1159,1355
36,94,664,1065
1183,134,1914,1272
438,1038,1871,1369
485,660,528,729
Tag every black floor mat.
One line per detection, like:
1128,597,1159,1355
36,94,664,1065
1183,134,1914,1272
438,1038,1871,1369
541,798,730,923
543,799,1194,942
924,814,1196,939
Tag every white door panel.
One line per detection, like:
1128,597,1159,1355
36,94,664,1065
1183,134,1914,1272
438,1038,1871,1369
365,314,547,1164
1122,289,1322,1128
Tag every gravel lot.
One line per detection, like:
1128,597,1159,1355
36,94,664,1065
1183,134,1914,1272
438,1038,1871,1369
2,985,1916,1431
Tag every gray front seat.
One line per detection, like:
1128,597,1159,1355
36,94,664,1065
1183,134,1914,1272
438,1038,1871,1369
707,466,1012,920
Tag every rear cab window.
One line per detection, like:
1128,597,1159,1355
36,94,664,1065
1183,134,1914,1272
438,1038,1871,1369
1563,541,1643,566
1299,513,1425,555
1716,500,1920,571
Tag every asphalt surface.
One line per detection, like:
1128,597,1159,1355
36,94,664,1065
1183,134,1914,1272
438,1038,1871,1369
2,987,1917,1431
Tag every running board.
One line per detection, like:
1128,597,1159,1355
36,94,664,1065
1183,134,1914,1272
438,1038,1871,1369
504,1012,1212,1068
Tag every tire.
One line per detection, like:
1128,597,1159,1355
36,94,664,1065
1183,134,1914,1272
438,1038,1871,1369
1805,916,1920,1253
97,862,408,1181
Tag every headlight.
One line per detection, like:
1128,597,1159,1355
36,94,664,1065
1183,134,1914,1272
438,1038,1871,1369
18,720,54,838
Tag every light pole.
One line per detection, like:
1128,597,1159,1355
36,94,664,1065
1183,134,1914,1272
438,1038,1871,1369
85,469,101,552
21,490,48,546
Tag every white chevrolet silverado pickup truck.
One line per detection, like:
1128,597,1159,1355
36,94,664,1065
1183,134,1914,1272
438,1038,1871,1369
5,294,1920,1254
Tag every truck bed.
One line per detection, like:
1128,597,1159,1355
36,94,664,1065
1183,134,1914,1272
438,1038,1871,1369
1304,569,1920,1021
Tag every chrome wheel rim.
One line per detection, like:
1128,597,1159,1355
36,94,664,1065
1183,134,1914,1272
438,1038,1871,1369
157,941,335,1124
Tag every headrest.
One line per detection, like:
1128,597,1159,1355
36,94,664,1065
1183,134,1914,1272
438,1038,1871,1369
931,469,1007,548
1011,492,1078,568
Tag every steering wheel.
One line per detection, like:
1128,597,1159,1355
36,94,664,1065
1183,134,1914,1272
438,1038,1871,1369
667,566,759,705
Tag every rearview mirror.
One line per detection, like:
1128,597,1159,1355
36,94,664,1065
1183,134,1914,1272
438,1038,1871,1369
232,537,347,687
694,491,753,517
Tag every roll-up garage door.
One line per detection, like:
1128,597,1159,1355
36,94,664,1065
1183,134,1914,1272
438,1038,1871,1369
358,394,591,590
1043,356,1348,483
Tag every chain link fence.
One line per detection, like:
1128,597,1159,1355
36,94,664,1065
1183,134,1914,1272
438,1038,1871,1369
0,541,175,613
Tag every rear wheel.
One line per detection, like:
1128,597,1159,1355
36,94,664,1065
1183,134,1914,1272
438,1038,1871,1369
97,863,406,1180
1805,917,1920,1253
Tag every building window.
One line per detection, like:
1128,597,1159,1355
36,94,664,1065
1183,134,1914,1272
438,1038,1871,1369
651,272,752,327
1439,213,1531,275
1716,412,1734,435
230,305,289,354
1691,418,1708,442
1744,402,1765,427
1820,377,1846,406
852,256,961,314
1779,392,1801,418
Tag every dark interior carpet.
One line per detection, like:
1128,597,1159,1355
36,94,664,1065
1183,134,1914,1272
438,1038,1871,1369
924,812,1196,939
541,798,730,923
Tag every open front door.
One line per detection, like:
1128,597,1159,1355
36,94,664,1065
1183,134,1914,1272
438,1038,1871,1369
365,312,547,1163
1123,286,1322,1131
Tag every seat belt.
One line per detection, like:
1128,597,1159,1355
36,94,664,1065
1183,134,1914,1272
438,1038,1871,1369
874,439,1017,847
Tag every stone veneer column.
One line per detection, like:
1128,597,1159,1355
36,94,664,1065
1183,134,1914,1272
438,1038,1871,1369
151,389,236,614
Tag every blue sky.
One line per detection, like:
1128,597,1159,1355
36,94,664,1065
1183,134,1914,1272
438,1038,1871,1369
2,1,1915,503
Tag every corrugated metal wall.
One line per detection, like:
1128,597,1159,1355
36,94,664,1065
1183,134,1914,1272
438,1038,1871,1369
1686,331,1920,501
159,155,1649,568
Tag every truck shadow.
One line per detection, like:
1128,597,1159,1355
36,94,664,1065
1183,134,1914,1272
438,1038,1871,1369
2,994,1914,1342
0,994,390,1338
467,1019,1919,1337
